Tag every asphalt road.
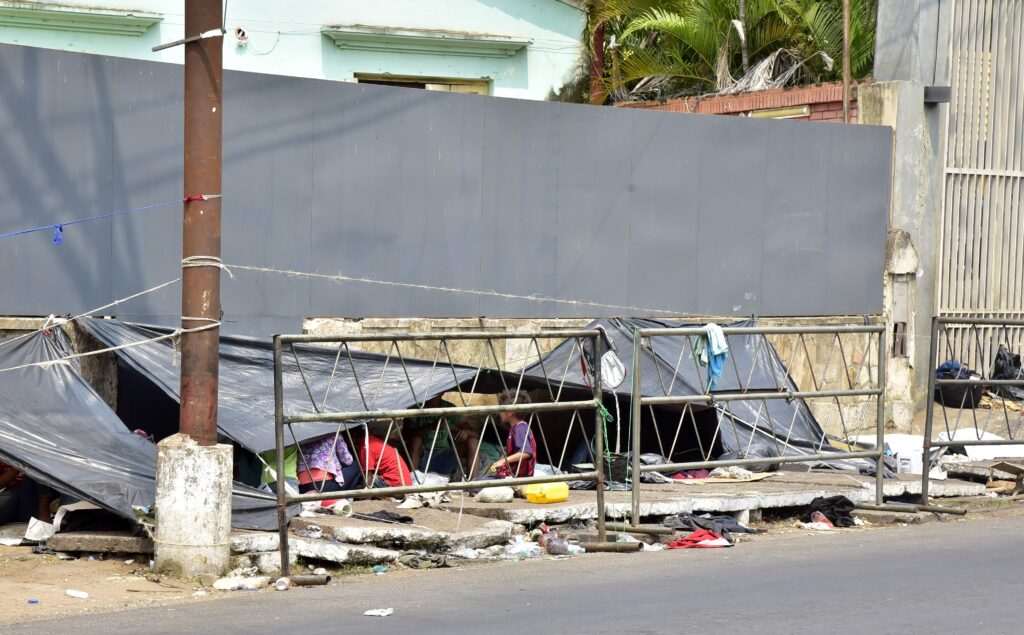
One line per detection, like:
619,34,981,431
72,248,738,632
11,515,1024,634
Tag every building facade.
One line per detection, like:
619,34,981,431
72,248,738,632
0,0,586,100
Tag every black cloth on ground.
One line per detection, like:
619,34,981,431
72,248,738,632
800,495,856,527
357,510,413,524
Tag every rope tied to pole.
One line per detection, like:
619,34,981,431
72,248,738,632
181,256,234,279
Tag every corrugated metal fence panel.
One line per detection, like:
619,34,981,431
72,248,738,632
0,44,893,331
938,0,1024,370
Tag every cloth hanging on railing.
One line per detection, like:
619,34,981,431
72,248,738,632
693,323,729,390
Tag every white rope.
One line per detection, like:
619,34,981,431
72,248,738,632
223,263,694,316
0,277,182,351
181,256,234,279
0,321,220,374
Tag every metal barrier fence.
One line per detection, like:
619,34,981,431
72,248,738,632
921,317,1024,502
272,329,609,576
627,324,888,525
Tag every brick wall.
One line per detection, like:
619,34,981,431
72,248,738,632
617,81,868,123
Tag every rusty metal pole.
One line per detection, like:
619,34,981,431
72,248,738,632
180,0,223,445
842,0,852,123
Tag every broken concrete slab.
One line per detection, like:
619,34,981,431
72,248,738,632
289,537,398,566
230,531,279,554
852,509,937,526
941,459,1019,482
232,551,295,575
47,532,153,554
291,502,514,551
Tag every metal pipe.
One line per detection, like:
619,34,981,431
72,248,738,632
605,523,675,536
279,330,601,344
921,317,939,504
178,0,223,446
290,574,331,586
854,503,921,512
273,336,290,578
917,504,967,516
875,326,887,504
636,325,884,337
640,388,881,407
630,328,643,526
928,439,1024,447
934,316,1024,327
579,541,642,553
284,399,598,424
933,378,1024,386
592,335,607,543
637,450,882,474
287,471,600,503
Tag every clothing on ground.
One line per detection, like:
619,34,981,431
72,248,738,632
800,495,856,528
663,512,759,544
667,529,732,549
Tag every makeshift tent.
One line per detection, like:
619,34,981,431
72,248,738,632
81,319,480,454
525,318,862,468
0,328,285,530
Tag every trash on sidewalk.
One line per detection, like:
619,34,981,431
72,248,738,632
364,608,394,617
796,521,833,531
372,565,389,575
800,496,856,528
24,517,56,543
667,530,732,549
397,552,450,569
475,487,515,503
212,576,271,591
65,589,89,599
709,466,754,480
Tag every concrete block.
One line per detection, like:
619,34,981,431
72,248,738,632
47,532,154,555
231,531,280,554
289,537,398,566
291,516,446,551
852,509,936,526
154,435,232,578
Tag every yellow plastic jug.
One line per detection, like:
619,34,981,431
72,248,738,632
524,482,569,504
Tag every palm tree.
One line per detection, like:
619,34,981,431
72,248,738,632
586,0,876,102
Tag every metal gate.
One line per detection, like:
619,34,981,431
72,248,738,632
938,0,1024,370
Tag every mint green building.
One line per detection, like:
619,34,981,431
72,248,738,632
0,0,586,99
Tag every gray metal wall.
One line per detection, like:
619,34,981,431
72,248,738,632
0,45,892,334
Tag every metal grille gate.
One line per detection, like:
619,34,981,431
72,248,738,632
938,0,1024,369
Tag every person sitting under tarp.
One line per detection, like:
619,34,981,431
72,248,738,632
405,395,477,477
295,436,359,507
349,429,413,488
0,460,54,524
473,390,536,492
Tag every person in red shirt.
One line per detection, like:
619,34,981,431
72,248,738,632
348,430,413,488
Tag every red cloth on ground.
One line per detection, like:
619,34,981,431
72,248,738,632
667,529,731,549
353,434,413,487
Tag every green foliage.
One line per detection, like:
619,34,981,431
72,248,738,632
587,0,876,100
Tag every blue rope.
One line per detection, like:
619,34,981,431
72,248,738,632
0,198,183,243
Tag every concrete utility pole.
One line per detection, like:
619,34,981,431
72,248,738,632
154,0,232,578
842,0,852,123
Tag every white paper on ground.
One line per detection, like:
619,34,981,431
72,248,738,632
25,517,56,542
364,608,393,617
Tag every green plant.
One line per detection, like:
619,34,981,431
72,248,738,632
586,0,876,101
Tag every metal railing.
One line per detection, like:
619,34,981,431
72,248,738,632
627,324,888,525
921,316,1024,502
272,329,609,576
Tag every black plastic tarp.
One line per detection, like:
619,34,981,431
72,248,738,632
525,318,855,466
81,318,480,454
0,328,285,530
